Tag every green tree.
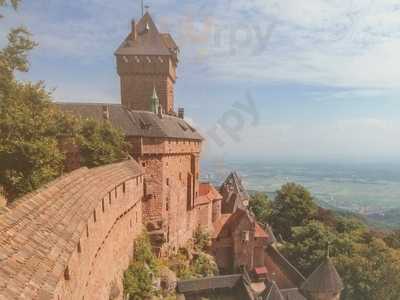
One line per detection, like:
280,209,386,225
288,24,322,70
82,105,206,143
191,252,218,277
193,226,211,251
0,2,130,200
124,261,155,300
124,232,160,299
78,119,129,168
384,230,400,250
249,192,272,224
282,221,340,275
0,7,66,199
336,238,400,300
270,183,317,241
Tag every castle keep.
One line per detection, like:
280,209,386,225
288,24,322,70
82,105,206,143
0,12,343,300
116,13,178,113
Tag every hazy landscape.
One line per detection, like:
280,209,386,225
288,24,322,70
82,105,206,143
202,159,400,228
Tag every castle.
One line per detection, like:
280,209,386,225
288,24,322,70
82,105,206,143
0,13,343,300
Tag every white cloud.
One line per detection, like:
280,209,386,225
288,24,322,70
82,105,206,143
2,0,400,90
172,0,400,90
202,117,400,161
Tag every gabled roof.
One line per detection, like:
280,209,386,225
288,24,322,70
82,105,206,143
215,208,253,236
264,246,306,289
196,182,223,205
177,274,243,293
115,12,177,56
219,172,250,213
300,257,344,294
57,102,203,141
255,223,269,238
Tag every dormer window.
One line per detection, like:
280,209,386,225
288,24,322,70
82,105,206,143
139,118,151,130
178,122,188,131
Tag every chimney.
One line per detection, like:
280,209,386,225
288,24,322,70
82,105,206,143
131,19,137,40
178,108,185,119
102,105,110,121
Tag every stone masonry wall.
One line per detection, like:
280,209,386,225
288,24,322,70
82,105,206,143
53,175,144,300
133,137,202,254
0,161,144,300
118,55,176,113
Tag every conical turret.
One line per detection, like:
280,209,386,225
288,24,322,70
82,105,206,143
300,257,344,300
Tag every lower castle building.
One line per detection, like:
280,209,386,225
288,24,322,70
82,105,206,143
0,12,343,300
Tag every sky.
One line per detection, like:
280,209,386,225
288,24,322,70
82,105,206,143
1,0,400,163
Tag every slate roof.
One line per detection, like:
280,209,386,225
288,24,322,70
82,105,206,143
0,160,143,299
219,171,250,213
177,274,243,293
281,288,307,300
264,246,306,289
57,102,203,141
115,12,177,56
300,257,344,294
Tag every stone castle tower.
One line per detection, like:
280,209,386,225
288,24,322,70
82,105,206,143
115,12,179,114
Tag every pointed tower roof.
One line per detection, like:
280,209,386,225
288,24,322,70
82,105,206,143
219,172,250,213
115,12,178,56
262,281,285,300
150,87,160,113
301,257,344,294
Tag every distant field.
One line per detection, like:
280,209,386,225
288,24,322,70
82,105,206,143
201,160,400,227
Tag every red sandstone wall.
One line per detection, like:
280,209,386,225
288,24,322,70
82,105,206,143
133,136,202,253
197,203,213,230
130,137,202,157
117,56,176,113
53,175,144,300
212,199,222,223
163,154,199,250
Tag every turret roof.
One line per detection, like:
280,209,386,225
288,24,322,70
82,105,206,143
219,171,250,213
115,12,177,56
300,257,344,294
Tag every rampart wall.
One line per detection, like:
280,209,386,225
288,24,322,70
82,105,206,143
0,161,144,300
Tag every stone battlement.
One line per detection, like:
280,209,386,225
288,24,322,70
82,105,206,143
0,160,144,300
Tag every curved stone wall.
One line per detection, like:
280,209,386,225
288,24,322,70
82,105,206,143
0,161,144,300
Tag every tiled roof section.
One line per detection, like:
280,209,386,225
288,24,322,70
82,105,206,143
212,208,269,240
115,12,176,56
220,171,250,213
161,33,178,52
212,213,232,238
280,288,307,300
301,257,344,294
255,223,269,238
0,160,143,299
265,246,306,290
196,182,223,205
57,102,203,141
177,274,243,293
